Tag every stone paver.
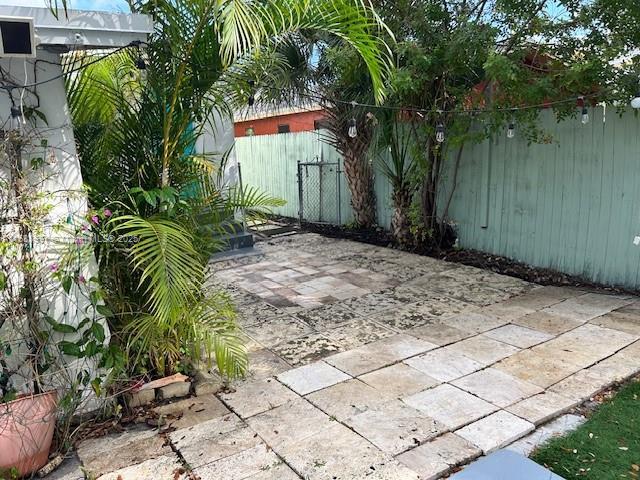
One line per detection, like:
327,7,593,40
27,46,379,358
507,414,586,457
456,411,535,454
445,335,520,365
452,368,543,408
170,414,259,469
70,235,640,480
359,363,440,397
218,377,298,418
396,433,481,480
277,361,350,395
483,324,554,348
192,443,283,480
325,334,437,376
405,349,484,382
153,394,229,429
403,384,498,430
506,391,578,425
275,422,415,480
246,398,332,448
97,454,185,480
345,400,445,454
76,428,171,478
306,378,392,420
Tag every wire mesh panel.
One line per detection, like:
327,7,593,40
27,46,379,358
297,161,341,224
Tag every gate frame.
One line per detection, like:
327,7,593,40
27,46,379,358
297,160,342,226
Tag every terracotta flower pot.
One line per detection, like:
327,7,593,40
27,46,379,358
0,391,57,477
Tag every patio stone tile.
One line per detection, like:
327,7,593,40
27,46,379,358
246,398,332,448
236,302,283,326
396,433,481,480
483,324,554,348
325,334,437,376
277,361,350,395
403,384,498,430
404,349,484,382
588,343,640,381
272,332,344,365
541,294,630,322
590,311,640,335
341,291,410,317
275,422,412,480
245,463,301,479
494,349,583,388
97,454,185,480
440,312,509,334
477,302,535,321
193,444,282,480
323,318,395,349
408,322,474,346
359,363,440,398
77,428,171,477
294,303,360,330
547,369,613,401
513,311,583,335
170,414,260,469
507,413,586,457
499,286,580,310
451,368,543,408
244,315,313,347
455,411,534,454
306,379,392,421
218,377,298,419
246,347,291,379
506,391,578,425
370,300,469,331
445,335,520,365
153,394,230,429
344,400,445,455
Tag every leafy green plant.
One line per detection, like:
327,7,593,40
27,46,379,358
66,0,389,379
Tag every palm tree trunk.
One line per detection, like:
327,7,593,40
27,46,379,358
391,187,412,246
343,148,376,228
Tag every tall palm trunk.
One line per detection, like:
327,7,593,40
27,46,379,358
391,186,412,246
343,145,377,227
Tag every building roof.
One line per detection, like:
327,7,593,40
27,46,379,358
0,6,153,49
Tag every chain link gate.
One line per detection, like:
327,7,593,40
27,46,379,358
297,159,342,225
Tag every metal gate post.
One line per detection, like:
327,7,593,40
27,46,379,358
297,160,303,226
337,162,342,225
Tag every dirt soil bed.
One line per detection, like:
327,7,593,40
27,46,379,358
269,216,636,296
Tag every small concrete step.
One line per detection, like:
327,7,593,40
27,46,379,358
450,449,564,479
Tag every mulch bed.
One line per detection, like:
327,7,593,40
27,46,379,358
267,216,637,296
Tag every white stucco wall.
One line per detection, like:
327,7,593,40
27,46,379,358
0,50,104,396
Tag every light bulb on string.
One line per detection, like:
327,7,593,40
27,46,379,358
10,106,22,131
348,118,358,138
435,122,445,143
631,93,640,109
581,105,589,124
507,114,516,139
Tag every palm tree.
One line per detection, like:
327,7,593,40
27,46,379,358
66,0,391,378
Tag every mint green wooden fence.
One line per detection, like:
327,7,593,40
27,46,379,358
236,107,640,289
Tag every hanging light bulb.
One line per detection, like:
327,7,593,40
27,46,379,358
581,105,589,124
507,117,516,139
348,118,358,138
631,93,640,109
435,122,445,143
10,106,22,131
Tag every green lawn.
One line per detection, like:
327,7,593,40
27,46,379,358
531,379,640,479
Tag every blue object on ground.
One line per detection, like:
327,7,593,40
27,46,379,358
450,449,565,480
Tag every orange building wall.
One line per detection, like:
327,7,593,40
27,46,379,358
234,110,326,137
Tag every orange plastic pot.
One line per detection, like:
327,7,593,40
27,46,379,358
0,391,57,477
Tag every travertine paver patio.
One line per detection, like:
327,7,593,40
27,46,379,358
67,234,640,480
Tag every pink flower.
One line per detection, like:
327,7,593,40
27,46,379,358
78,275,86,284
91,215,99,225
103,209,112,217
50,263,58,272
75,237,84,246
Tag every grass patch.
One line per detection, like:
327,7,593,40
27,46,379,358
531,379,640,479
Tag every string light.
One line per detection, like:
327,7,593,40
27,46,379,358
631,92,640,109
507,119,516,139
348,118,358,138
578,97,589,124
435,122,445,143
10,106,22,131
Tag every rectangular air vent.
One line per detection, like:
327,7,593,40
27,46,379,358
0,16,35,58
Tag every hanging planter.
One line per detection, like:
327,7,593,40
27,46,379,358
0,391,58,477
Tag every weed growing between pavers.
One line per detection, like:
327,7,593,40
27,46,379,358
532,380,640,479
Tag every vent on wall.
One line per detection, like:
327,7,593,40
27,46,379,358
0,17,35,58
